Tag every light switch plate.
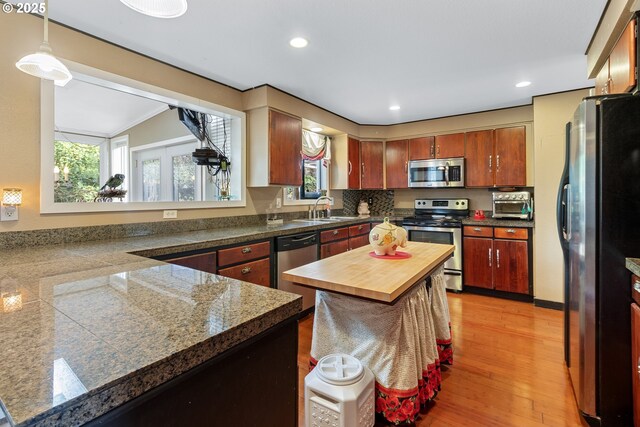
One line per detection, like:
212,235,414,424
276,197,282,208
163,210,178,219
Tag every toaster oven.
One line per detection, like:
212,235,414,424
492,191,533,220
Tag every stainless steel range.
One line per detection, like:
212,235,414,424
402,198,468,292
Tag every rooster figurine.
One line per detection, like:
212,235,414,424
100,174,125,191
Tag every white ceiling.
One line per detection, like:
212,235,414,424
55,79,167,137
45,0,606,125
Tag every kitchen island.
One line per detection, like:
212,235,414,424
0,256,301,427
283,241,455,424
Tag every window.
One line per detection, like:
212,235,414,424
110,136,129,201
53,132,108,203
301,159,323,199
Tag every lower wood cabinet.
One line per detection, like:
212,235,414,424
349,234,370,250
463,226,530,295
165,252,217,274
320,223,371,259
217,258,271,287
320,239,350,259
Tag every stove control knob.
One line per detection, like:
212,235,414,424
497,195,502,199
517,194,523,200
456,201,459,205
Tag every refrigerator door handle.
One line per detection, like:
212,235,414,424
565,184,571,241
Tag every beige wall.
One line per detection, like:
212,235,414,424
116,108,191,148
532,89,591,303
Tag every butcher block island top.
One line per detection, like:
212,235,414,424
282,241,454,303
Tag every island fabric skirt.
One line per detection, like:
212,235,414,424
310,266,452,425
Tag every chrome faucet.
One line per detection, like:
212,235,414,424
313,196,332,219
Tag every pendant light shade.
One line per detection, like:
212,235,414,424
16,42,72,81
15,0,72,83
120,0,188,18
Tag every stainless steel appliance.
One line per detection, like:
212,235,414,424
408,158,464,188
558,95,640,426
492,191,533,220
277,232,318,312
402,198,468,291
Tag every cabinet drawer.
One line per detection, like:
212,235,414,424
494,228,528,240
463,226,493,237
218,241,270,267
217,258,271,287
349,223,371,237
632,275,640,306
349,234,370,250
320,240,350,259
320,227,349,243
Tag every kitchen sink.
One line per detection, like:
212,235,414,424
291,216,359,224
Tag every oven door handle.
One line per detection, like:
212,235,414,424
444,162,450,186
403,225,459,233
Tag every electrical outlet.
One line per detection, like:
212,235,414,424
275,197,282,208
163,210,178,219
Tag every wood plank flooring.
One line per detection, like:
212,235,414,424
297,293,587,426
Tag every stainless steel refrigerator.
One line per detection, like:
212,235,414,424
557,95,640,426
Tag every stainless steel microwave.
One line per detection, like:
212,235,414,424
492,191,533,220
408,158,465,188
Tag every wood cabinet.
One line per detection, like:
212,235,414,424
320,223,371,258
409,137,435,160
165,252,217,274
594,19,637,95
247,107,302,187
463,226,530,295
385,139,408,188
330,135,360,189
434,133,465,158
465,127,526,187
217,240,272,287
407,134,464,161
218,258,271,287
360,141,384,189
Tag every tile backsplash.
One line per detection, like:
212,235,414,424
343,190,395,216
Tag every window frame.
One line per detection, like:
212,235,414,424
40,60,246,214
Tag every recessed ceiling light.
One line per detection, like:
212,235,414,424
120,0,188,18
310,127,323,132
515,81,531,88
389,105,401,111
289,37,308,48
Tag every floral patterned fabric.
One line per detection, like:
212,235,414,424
429,271,454,365
309,266,451,425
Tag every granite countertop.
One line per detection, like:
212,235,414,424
0,217,387,427
461,216,535,228
627,258,640,276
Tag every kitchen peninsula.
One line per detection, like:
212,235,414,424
283,241,455,424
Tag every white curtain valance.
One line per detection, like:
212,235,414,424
301,130,331,162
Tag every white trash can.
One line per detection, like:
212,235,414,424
304,353,375,427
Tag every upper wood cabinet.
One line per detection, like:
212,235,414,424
494,126,526,187
360,140,384,189
330,135,361,189
594,18,637,95
434,133,465,158
407,134,463,160
385,139,408,189
465,130,494,187
609,19,637,94
247,107,302,187
465,126,526,187
408,137,435,160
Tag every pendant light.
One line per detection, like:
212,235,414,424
15,0,72,82
120,0,188,18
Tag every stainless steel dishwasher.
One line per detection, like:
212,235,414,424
276,232,318,311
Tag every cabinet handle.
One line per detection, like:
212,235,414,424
637,356,640,378
404,161,408,173
496,154,500,171
241,267,251,274
634,280,640,293
488,248,492,267
333,230,338,235
362,163,365,176
506,229,516,234
241,247,252,254
489,155,492,172
431,144,435,158
473,227,482,232
437,145,440,156
358,225,363,230
348,160,352,176
496,249,500,268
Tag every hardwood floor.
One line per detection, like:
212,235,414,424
297,293,587,427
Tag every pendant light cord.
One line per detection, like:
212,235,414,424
43,0,49,43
